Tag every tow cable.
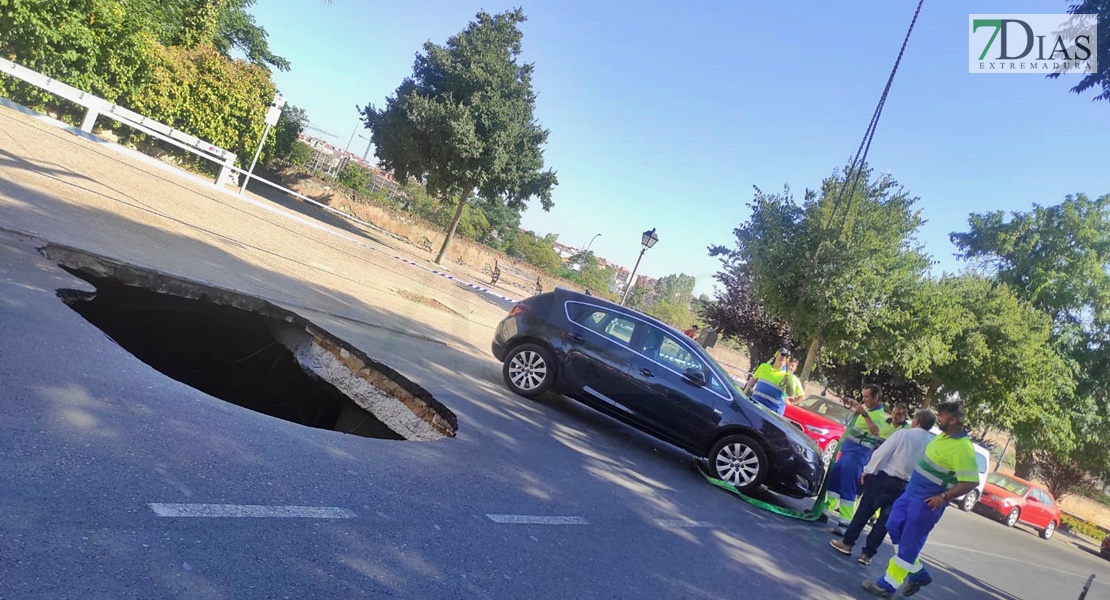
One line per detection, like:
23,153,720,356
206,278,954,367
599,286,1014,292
694,459,832,521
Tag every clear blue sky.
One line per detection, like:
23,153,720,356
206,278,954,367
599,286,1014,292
250,0,1109,296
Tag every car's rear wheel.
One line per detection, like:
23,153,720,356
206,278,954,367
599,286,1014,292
502,343,556,398
959,489,979,512
1041,521,1056,540
822,439,840,466
1004,508,1020,527
709,434,768,495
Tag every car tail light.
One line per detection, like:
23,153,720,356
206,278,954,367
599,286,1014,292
507,303,531,318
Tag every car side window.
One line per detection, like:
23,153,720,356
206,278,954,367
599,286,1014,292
1036,489,1054,506
577,309,610,334
603,316,636,345
569,304,636,346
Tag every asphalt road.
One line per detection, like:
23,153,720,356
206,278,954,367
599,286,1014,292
1,107,1108,600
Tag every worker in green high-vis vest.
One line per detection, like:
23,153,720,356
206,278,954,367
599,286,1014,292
825,384,888,534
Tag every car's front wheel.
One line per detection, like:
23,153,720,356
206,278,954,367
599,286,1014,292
822,439,840,466
1041,521,1056,540
959,489,979,512
709,434,768,495
502,343,557,398
1004,508,1020,527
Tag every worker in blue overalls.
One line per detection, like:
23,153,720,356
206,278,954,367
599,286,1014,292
863,400,979,597
825,384,891,534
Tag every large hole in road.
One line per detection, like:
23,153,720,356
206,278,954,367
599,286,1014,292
44,244,457,441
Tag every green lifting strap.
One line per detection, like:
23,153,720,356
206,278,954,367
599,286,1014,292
695,459,834,521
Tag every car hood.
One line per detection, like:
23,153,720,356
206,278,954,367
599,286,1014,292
784,405,846,431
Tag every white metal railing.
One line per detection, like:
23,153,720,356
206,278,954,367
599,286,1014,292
0,57,407,245
0,58,237,186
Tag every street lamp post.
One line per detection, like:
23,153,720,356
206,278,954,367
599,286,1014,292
582,233,602,255
358,133,373,161
619,228,658,306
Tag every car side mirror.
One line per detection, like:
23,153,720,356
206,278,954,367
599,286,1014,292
682,368,706,387
1027,496,1039,503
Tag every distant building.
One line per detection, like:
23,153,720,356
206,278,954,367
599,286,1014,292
299,134,405,202
552,241,579,261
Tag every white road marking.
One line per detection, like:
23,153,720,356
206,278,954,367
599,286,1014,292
656,519,715,528
149,503,356,518
927,541,1103,580
485,514,589,525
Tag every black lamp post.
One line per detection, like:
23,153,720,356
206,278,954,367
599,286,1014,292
620,228,658,306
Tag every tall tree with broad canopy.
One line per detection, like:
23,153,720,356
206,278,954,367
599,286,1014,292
360,9,557,265
951,193,1110,482
710,166,931,382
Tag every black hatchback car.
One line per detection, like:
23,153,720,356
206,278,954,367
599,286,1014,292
491,288,825,498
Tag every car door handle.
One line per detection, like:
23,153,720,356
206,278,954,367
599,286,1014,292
639,368,654,378
564,333,584,343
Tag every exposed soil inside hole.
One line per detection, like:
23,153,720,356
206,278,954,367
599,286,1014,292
45,244,457,441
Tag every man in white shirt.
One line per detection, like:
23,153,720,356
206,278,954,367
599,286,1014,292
829,408,936,565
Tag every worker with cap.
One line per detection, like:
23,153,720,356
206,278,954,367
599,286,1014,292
863,400,979,598
743,348,799,415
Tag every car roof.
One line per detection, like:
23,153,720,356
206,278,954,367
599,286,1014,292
990,472,1039,489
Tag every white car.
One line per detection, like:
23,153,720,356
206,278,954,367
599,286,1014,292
928,426,992,511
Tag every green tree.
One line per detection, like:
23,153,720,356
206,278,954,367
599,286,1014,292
360,9,557,266
643,301,696,330
273,104,308,159
702,270,794,373
338,163,373,192
951,194,1110,483
711,166,931,382
557,252,617,298
127,0,290,71
1046,1,1108,102
213,0,291,71
125,44,276,166
506,231,561,272
0,0,157,108
288,140,314,167
653,273,696,305
926,275,1070,431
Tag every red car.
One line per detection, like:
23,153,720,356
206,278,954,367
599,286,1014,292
784,395,851,464
975,473,1062,540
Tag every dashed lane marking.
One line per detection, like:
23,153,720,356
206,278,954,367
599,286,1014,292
149,503,357,518
485,514,590,525
656,520,715,528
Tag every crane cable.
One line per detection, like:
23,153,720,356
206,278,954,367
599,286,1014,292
828,0,927,232
708,2,929,518
793,0,928,373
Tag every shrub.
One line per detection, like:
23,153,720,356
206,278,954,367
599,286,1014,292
1060,513,1107,539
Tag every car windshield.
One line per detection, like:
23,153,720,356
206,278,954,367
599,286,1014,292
987,473,1030,495
797,396,853,424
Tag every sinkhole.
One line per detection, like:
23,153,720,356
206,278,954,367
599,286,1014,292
44,244,457,441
